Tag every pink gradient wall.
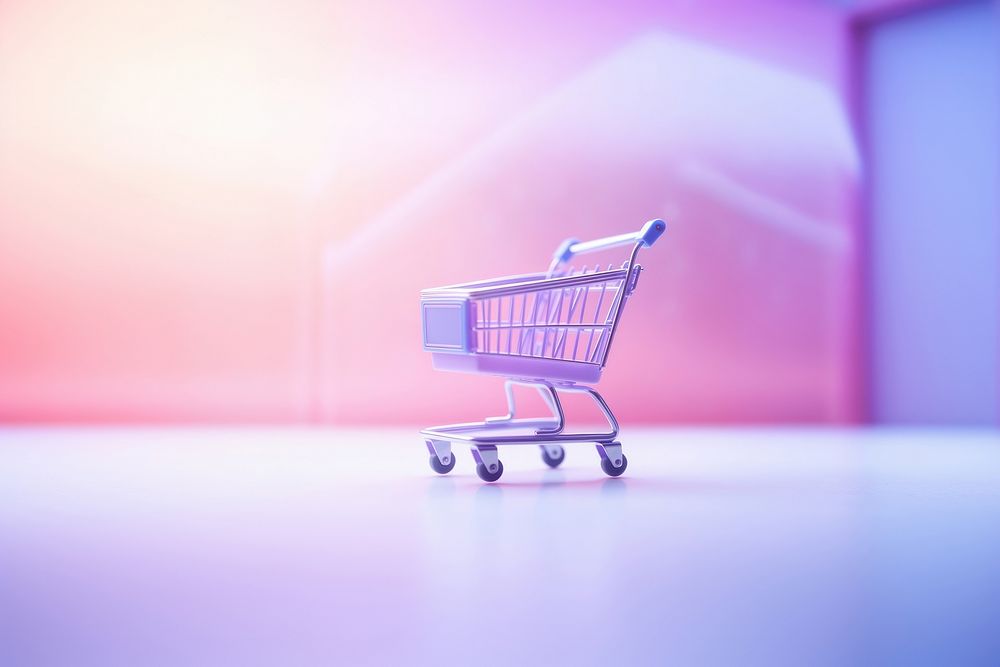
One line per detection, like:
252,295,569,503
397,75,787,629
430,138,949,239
0,0,865,424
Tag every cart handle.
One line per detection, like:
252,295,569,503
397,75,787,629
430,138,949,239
552,219,666,263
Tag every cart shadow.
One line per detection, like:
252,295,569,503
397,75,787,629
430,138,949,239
497,473,630,494
424,472,852,499
424,471,631,497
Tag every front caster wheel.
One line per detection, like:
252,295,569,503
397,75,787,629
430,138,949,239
429,453,456,475
540,446,565,468
476,460,504,483
601,453,628,477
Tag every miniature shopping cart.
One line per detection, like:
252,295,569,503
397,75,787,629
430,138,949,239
420,219,667,482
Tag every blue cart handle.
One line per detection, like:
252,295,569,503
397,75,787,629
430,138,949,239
553,219,666,264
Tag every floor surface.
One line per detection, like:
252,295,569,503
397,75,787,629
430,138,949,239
2,427,999,666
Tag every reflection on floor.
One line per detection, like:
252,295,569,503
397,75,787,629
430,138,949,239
2,427,999,665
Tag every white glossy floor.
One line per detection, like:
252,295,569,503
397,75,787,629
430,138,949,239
2,427,999,666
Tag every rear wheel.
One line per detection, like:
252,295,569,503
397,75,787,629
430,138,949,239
476,459,504,483
540,445,565,468
601,453,628,477
429,453,456,475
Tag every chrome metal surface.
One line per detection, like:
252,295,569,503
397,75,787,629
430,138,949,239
419,222,662,475
420,379,618,446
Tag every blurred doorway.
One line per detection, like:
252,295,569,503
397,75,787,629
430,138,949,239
864,0,999,425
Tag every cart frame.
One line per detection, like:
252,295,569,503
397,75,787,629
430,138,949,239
420,219,666,482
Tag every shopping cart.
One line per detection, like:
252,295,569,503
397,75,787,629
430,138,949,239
420,219,667,482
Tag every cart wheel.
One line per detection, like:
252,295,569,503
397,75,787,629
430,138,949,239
540,446,565,468
601,453,628,477
476,459,504,483
429,453,456,475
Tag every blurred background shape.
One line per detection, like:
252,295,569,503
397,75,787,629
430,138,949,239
863,0,999,425
0,0,996,425
320,28,858,425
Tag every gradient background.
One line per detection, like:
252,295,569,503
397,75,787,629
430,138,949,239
0,0,995,426
2,3,1000,665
